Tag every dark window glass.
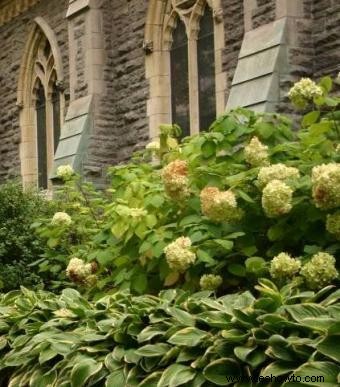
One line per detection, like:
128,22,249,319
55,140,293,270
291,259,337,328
36,82,48,189
170,19,190,137
52,83,61,153
198,7,216,131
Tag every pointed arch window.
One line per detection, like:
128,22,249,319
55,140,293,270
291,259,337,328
17,18,64,189
145,0,226,138
33,37,62,189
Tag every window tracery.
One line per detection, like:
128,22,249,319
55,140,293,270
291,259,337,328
17,19,64,189
145,0,226,137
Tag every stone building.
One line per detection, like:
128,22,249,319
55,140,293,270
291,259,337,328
0,0,339,187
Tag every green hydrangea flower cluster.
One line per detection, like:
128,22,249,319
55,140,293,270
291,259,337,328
51,212,72,226
164,237,196,272
262,180,293,218
288,78,323,108
200,274,223,291
257,163,300,188
300,252,338,290
270,253,301,280
244,137,269,167
312,163,340,209
56,165,75,181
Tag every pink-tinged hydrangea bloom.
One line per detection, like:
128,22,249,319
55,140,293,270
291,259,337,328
66,257,97,285
312,163,340,209
200,187,242,223
162,160,190,201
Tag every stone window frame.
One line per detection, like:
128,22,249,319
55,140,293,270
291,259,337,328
17,17,65,188
145,0,226,139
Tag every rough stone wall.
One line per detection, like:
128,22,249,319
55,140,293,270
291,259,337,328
73,14,87,100
312,0,340,79
88,0,149,171
0,0,69,182
252,0,276,29
222,0,244,100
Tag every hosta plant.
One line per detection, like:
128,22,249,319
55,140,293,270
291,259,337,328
0,281,339,386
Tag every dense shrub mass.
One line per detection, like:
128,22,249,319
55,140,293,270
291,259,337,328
0,76,338,386
0,182,54,291
33,76,339,297
0,282,339,386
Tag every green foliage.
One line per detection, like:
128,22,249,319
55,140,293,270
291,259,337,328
0,283,339,386
32,176,108,290
34,77,340,296
0,182,54,291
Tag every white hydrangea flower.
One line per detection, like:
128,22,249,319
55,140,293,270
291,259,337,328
288,78,323,108
300,252,338,290
270,253,301,280
200,274,223,291
262,180,293,218
244,137,269,167
51,212,72,226
56,165,74,180
66,257,96,284
200,187,242,223
164,237,196,272
311,163,340,209
258,163,300,188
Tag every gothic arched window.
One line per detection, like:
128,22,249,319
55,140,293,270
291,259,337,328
17,19,64,189
33,38,62,189
145,0,226,138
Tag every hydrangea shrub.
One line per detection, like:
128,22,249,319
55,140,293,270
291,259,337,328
35,76,339,295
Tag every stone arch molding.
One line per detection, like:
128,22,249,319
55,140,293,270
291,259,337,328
17,17,65,187
145,0,227,138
